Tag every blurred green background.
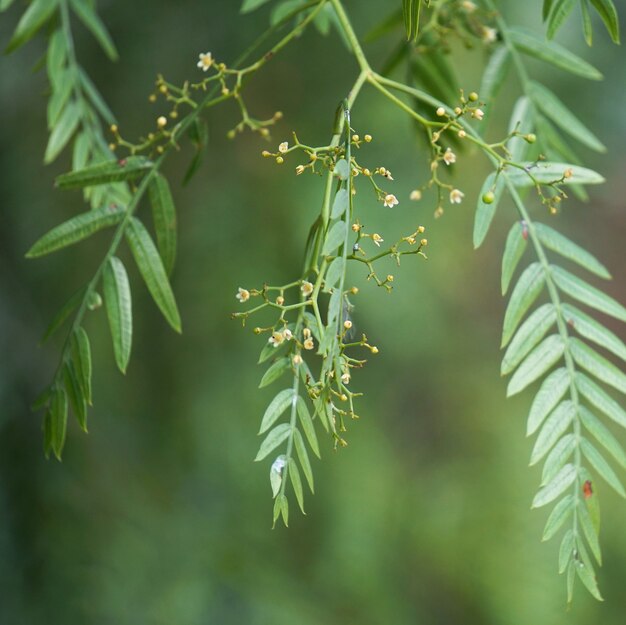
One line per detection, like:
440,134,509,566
1,1,625,623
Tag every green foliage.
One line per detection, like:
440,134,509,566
7,0,625,604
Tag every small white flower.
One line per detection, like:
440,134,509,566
383,194,399,208
341,372,351,384
410,190,422,201
443,148,456,166
269,331,285,347
472,108,485,121
283,328,293,341
372,233,384,247
303,337,315,350
450,189,465,204
482,27,498,43
292,354,303,366
462,1,477,11
197,52,213,71
301,281,314,296
236,287,250,303
278,141,289,154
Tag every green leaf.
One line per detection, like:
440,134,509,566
333,159,350,180
507,163,605,186
542,494,574,541
63,362,87,432
69,0,118,60
325,257,345,291
56,156,153,189
473,173,505,249
509,335,565,397
293,429,314,492
527,81,605,153
551,265,626,322
479,45,511,108
44,100,80,164
288,457,305,513
530,400,576,465
270,454,285,498
26,204,125,258
581,438,626,496
259,358,290,388
125,217,181,333
5,0,59,53
570,338,626,394
501,222,528,295
563,304,626,361
589,0,620,43
0,0,16,11
103,256,132,374
274,493,289,527
527,367,570,436
255,423,291,462
331,188,349,220
183,118,209,185
258,339,286,364
241,0,272,13
580,0,594,46
534,223,610,279
543,0,555,20
542,433,576,484
546,0,576,39
532,463,577,507
502,304,556,376
402,0,421,41
575,556,603,601
47,72,73,129
49,386,68,461
502,262,545,347
148,173,177,275
47,29,67,84
559,529,575,573
580,406,626,469
259,388,295,434
296,395,320,458
71,327,92,405
507,97,535,162
507,27,602,80
41,286,86,343
322,221,347,256
578,497,602,564
78,68,116,126
576,373,626,428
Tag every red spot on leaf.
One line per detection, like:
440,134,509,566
583,480,593,499
118,159,127,167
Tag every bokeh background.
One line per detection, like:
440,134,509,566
1,1,625,623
